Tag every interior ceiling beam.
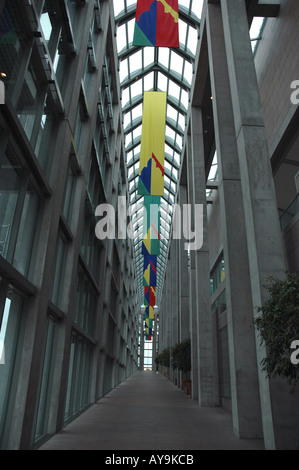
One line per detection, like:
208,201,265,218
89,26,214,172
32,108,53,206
118,42,195,65
121,62,190,92
122,93,188,117
247,0,280,19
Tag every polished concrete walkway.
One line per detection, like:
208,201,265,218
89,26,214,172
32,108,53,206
39,371,264,450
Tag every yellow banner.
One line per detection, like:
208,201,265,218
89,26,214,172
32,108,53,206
138,91,167,196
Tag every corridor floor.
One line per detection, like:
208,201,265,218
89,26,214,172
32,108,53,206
39,371,264,450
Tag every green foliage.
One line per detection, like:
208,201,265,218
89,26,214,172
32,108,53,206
254,272,299,392
171,338,191,373
155,347,170,368
155,339,191,373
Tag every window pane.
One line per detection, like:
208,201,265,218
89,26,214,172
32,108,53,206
17,61,46,143
64,333,92,422
13,182,40,278
0,289,23,449
33,317,57,444
34,94,56,174
50,230,67,308
0,148,22,259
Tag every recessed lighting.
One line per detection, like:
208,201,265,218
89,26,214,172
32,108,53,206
1,72,7,77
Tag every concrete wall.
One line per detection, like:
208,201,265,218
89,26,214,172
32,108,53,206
254,0,299,153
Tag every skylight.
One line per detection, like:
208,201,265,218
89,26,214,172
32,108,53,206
113,1,203,306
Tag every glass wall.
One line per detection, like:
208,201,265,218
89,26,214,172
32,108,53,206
16,58,47,145
81,201,101,281
50,228,68,310
0,143,41,281
32,316,58,445
74,263,98,337
64,332,93,423
0,288,24,449
210,253,225,296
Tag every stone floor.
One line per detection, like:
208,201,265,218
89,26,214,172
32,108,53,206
39,371,265,451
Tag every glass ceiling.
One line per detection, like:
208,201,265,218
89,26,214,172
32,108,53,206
113,0,203,307
112,1,265,307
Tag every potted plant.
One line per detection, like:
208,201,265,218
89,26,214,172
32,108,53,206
172,338,191,395
155,347,171,378
254,272,299,392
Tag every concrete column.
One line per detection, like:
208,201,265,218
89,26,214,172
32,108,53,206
206,2,263,439
190,106,217,406
220,0,299,449
186,134,198,400
178,185,190,344
177,185,191,389
174,237,180,384
140,308,144,370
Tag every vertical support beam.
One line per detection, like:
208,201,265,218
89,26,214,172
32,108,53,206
191,106,217,406
171,237,179,384
178,185,190,389
206,1,263,439
178,185,190,343
220,0,299,449
186,134,198,400
140,308,144,370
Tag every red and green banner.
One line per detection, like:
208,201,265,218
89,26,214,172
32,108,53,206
133,0,179,48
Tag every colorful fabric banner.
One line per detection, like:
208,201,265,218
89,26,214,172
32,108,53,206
138,91,166,196
144,286,156,306
142,196,160,256
143,256,157,287
133,0,179,48
144,327,153,335
142,228,160,256
144,318,153,329
144,305,155,320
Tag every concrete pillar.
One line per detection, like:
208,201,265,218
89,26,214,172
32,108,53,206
170,238,179,383
220,0,299,449
178,185,190,389
186,134,198,400
190,106,217,406
178,185,190,343
206,1,263,439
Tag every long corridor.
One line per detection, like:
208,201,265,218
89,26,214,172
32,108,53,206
39,372,264,450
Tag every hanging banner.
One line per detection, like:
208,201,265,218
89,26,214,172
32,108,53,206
144,286,156,306
142,196,160,256
133,0,179,48
138,91,166,196
144,318,153,329
143,254,157,287
144,305,155,320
